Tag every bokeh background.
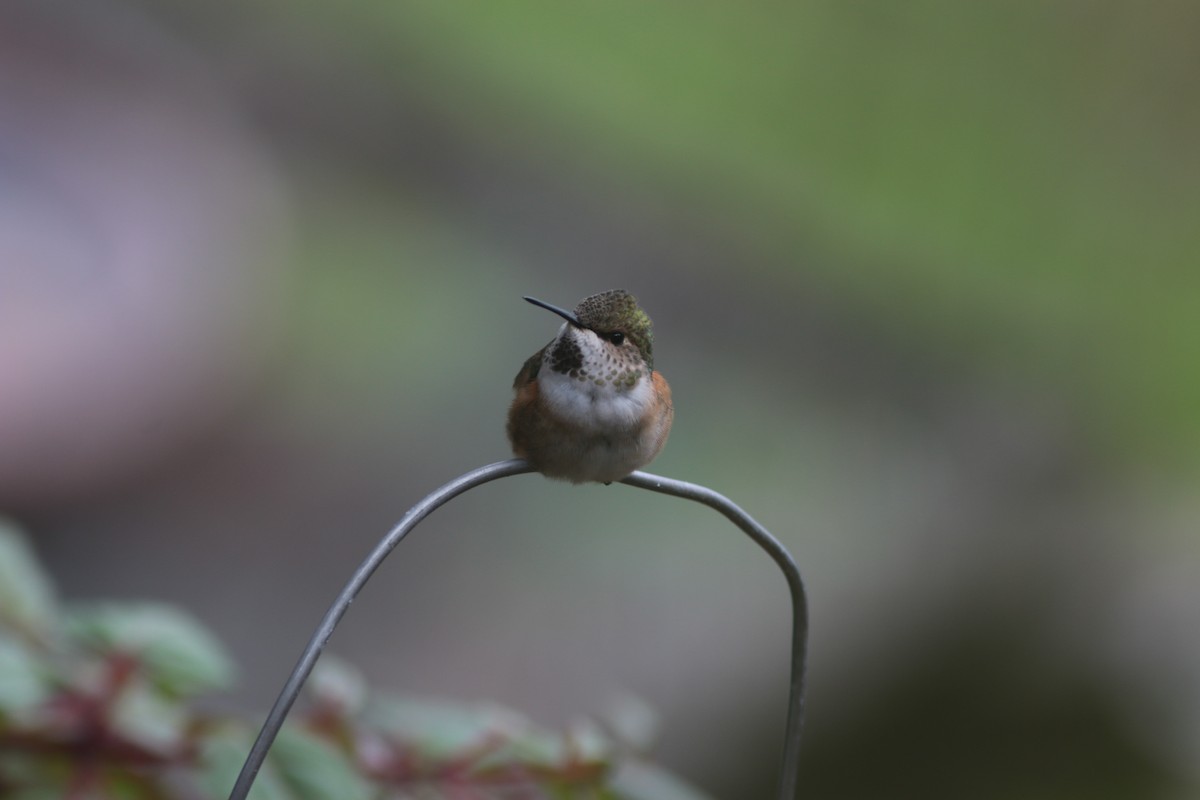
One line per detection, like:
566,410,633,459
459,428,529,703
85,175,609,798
3,1,1199,797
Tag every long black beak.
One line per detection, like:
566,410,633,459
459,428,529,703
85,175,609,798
523,296,581,327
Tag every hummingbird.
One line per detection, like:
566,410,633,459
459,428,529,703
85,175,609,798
507,289,673,484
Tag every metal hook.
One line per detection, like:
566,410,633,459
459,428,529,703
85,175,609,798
228,459,807,799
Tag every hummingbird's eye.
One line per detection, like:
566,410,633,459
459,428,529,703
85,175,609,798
607,332,625,345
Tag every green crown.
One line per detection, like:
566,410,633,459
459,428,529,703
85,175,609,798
575,289,655,369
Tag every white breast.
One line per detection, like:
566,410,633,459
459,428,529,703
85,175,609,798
539,367,655,432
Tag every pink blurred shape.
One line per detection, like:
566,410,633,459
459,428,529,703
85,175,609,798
0,3,291,504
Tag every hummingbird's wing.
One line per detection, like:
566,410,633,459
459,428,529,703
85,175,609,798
512,345,547,389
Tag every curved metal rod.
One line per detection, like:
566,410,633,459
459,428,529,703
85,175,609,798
228,458,807,800
227,459,534,798
619,470,807,800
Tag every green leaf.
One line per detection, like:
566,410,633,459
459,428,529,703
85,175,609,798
307,654,366,715
109,679,189,756
600,694,659,753
197,724,296,800
566,717,611,765
0,785,66,800
271,725,371,800
67,603,234,695
472,724,565,772
475,717,613,773
0,745,75,798
0,521,57,638
0,636,49,715
85,772,151,800
610,760,714,800
366,695,527,759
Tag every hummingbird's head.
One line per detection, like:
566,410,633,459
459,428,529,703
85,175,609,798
524,289,656,382
573,289,654,369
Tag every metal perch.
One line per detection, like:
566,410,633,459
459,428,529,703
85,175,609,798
227,458,807,800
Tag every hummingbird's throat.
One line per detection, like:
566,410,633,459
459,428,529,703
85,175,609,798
548,326,646,390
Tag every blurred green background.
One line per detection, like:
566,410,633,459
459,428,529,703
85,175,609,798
2,1,1198,797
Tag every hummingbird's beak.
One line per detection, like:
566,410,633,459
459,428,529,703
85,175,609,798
523,296,582,327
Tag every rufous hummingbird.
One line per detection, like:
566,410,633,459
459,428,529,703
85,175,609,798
507,289,673,484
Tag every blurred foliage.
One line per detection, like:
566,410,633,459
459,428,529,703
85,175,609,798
0,521,710,799
798,604,1189,799
275,0,1200,469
